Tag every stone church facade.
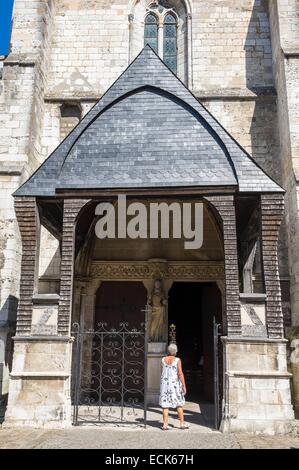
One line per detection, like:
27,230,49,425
0,0,299,433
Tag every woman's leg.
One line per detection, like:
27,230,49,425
177,406,185,425
162,408,169,428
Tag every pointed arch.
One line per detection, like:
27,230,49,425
128,0,192,16
144,12,159,52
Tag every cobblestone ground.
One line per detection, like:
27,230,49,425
1,402,298,449
0,427,298,449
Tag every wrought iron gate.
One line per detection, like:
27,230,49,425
213,317,222,429
72,319,148,426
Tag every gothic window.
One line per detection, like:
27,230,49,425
163,13,177,73
131,1,189,84
144,14,158,53
143,7,178,74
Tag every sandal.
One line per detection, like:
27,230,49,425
162,425,170,430
180,423,189,430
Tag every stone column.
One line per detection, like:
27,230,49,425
220,194,294,434
260,194,299,417
145,274,167,405
58,199,89,335
205,196,241,336
14,197,40,335
186,13,193,89
221,336,294,434
4,197,73,428
82,280,101,387
128,14,134,64
4,198,88,428
260,194,285,339
158,21,164,59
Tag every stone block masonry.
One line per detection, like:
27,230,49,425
269,0,299,416
221,338,295,435
0,0,298,431
4,337,73,429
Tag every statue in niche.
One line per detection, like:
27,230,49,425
148,279,167,342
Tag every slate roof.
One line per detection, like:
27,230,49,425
14,46,284,197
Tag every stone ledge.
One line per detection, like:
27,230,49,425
10,372,70,378
32,293,60,305
45,94,100,102
221,336,288,344
194,86,276,101
226,371,292,378
240,293,267,302
283,47,299,58
0,168,22,176
13,336,73,343
44,87,277,103
4,53,37,66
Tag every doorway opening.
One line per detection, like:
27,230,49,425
94,281,147,329
168,282,222,405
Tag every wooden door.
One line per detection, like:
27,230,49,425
94,281,147,329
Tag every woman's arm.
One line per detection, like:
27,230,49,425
177,359,187,395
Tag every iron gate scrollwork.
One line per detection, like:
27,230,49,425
72,318,148,426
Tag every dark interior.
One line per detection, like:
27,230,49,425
168,282,222,402
94,281,147,329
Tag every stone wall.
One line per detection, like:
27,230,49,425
0,0,56,398
204,98,281,185
192,0,273,91
45,0,275,96
269,0,299,327
268,0,299,415
47,0,129,99
222,338,295,434
0,0,298,426
4,338,72,428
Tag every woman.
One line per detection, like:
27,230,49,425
159,343,189,430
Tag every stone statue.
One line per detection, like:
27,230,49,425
148,279,167,342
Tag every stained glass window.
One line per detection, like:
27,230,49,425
144,14,158,53
163,13,177,74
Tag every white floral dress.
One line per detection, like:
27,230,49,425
159,357,185,409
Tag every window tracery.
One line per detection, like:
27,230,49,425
129,0,191,84
144,3,178,73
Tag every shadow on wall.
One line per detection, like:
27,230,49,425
0,295,18,423
0,366,7,425
245,0,290,327
38,244,61,294
245,0,278,179
0,294,18,327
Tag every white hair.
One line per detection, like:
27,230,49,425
167,343,178,356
